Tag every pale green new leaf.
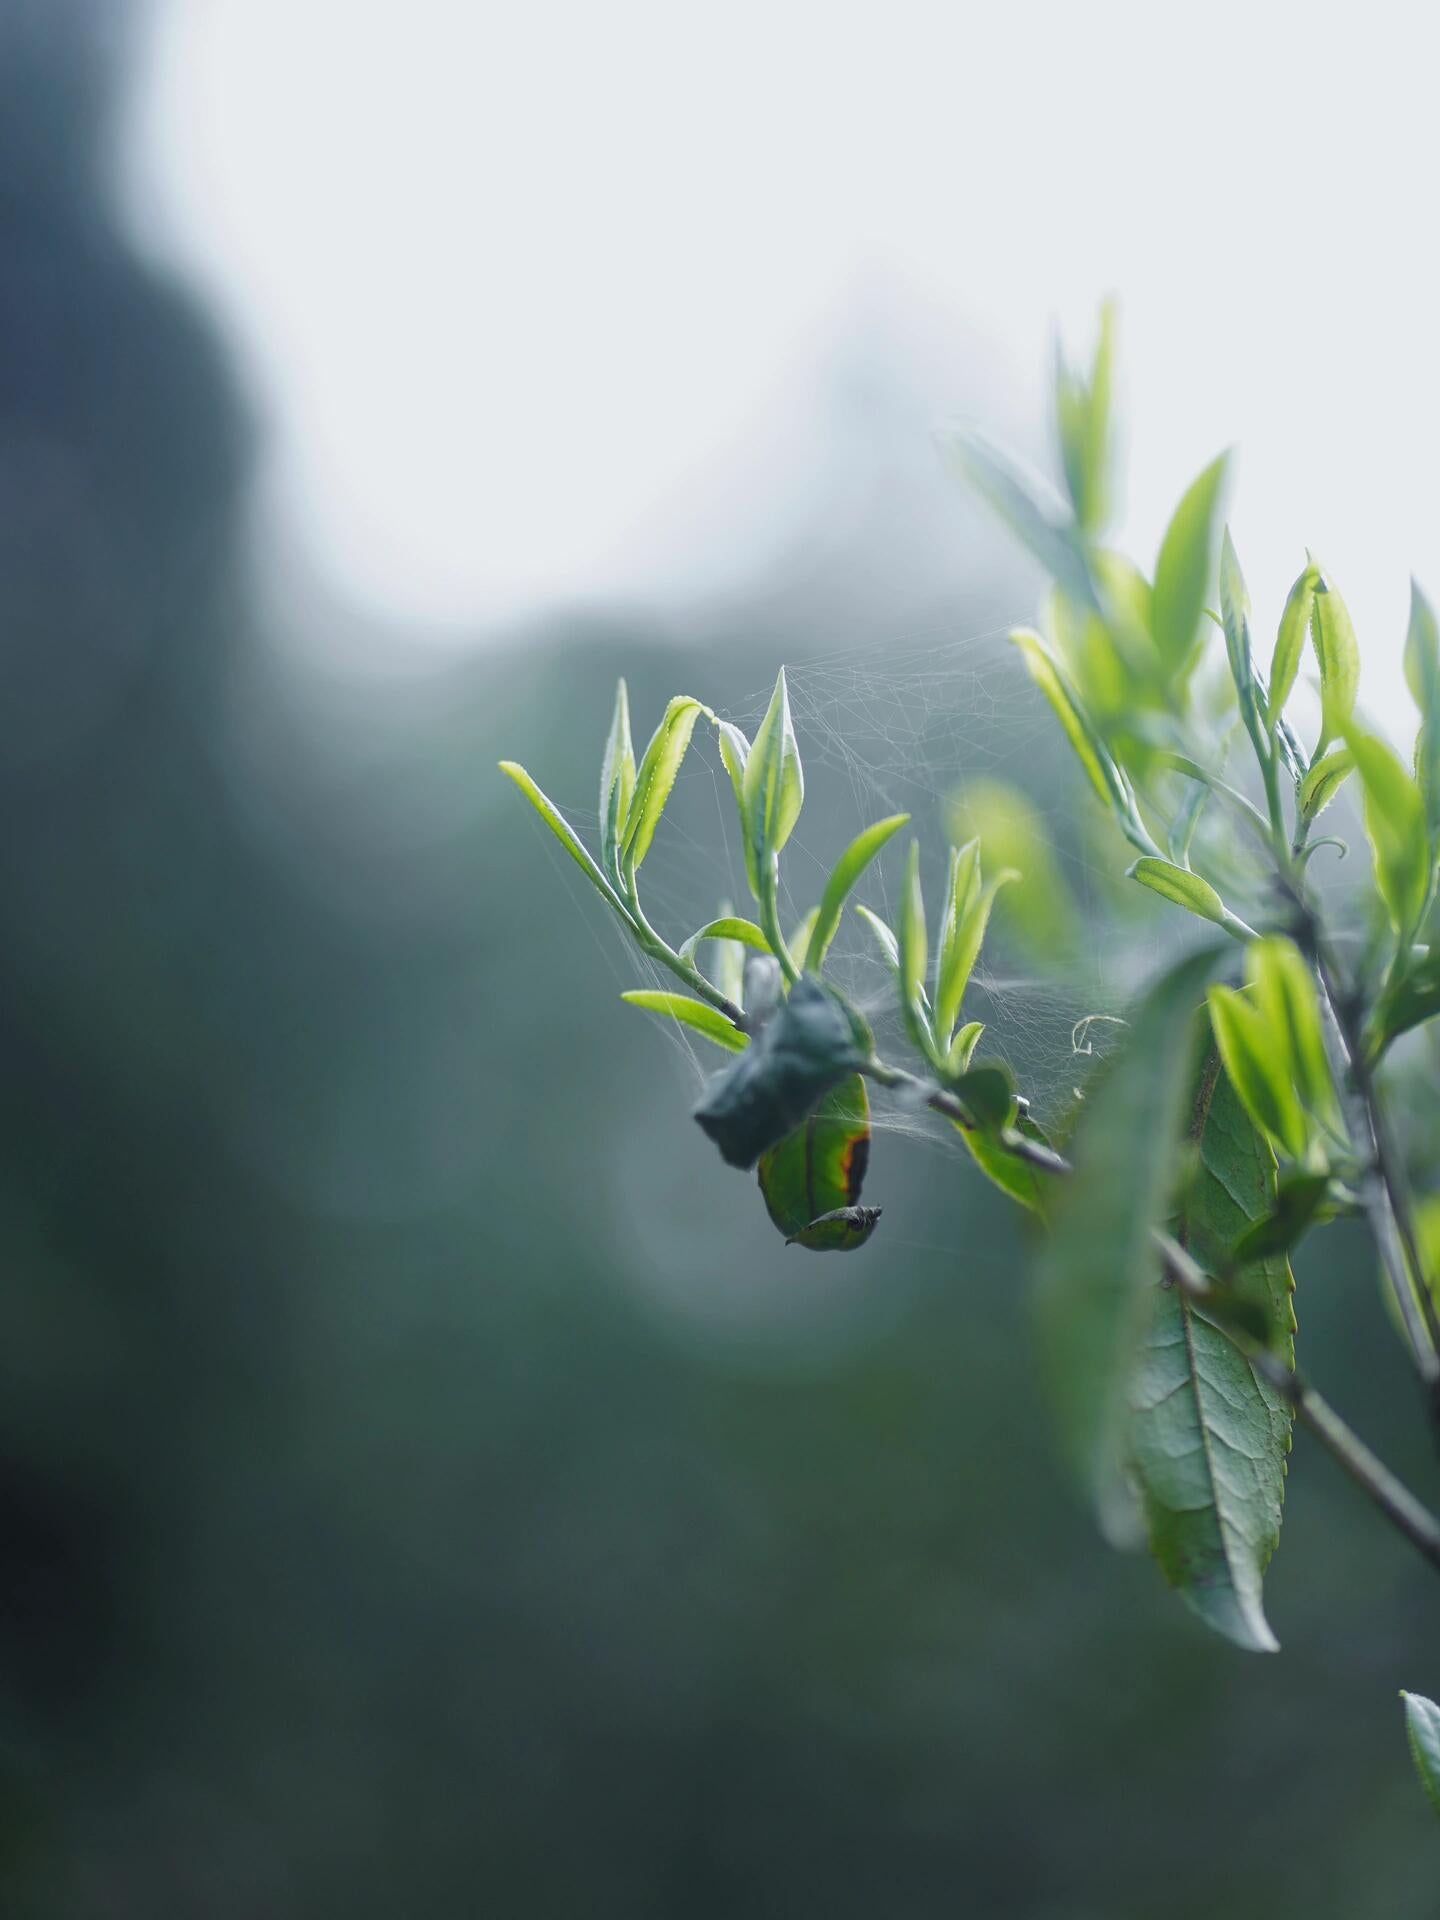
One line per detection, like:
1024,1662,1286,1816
854,903,901,971
1343,724,1431,938
1127,857,1233,930
599,678,637,877
947,1019,984,1074
499,761,629,917
1246,936,1340,1132
935,868,1017,1046
1207,985,1308,1161
1269,563,1319,724
714,718,757,897
1405,581,1440,836
807,813,910,971
1151,453,1229,681
946,431,1095,607
1310,565,1360,751
1034,949,1217,1530
788,908,819,973
1011,628,1138,822
1402,1692,1440,1818
621,991,747,1052
898,842,934,1061
677,917,771,967
1054,300,1115,535
1129,1056,1293,1653
1299,747,1354,821
743,668,805,867
622,695,704,873
1219,529,1266,741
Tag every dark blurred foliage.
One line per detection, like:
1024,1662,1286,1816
0,6,1437,1916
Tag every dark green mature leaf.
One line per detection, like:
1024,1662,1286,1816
757,1074,874,1248
599,678,637,878
946,431,1096,607
622,696,705,872
1230,1170,1332,1264
1034,949,1217,1529
1151,454,1229,681
743,667,804,869
1269,564,1319,724
1401,1691,1440,1818
1310,565,1360,751
621,991,748,1052
1129,1054,1295,1653
694,974,870,1169
1371,945,1440,1054
1344,723,1431,938
807,814,910,971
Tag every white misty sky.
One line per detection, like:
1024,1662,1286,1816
129,0,1440,736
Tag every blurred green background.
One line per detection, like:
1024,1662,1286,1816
2,7,1437,1916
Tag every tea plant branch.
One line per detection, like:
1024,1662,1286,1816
859,1057,1071,1174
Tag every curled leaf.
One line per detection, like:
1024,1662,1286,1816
743,667,805,870
622,696,705,873
1299,747,1354,821
599,678,637,879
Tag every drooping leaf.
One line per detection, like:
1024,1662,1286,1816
1127,856,1234,930
1207,984,1309,1162
1129,1052,1294,1653
946,431,1095,607
1310,565,1361,751
784,1205,882,1251
499,761,629,916
1401,1692,1440,1819
1151,454,1229,681
678,917,771,967
1269,563,1319,725
807,813,910,971
1033,949,1218,1529
622,695,705,873
693,974,871,1169
1299,747,1354,821
1343,723,1431,938
742,667,805,870
620,991,748,1052
599,678,637,878
757,1074,874,1249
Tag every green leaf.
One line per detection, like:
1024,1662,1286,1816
787,907,819,974
1310,565,1361,751
621,991,748,1052
1207,984,1309,1162
1299,747,1354,821
677,916,771,968
950,1062,1016,1131
1269,564,1319,724
1230,1170,1332,1264
1218,529,1266,743
621,695,705,873
854,902,901,971
947,1019,984,1075
1371,945,1440,1054
898,841,934,1062
946,431,1095,608
1151,454,1229,681
1034,949,1218,1529
1129,1053,1294,1653
1246,936,1339,1133
935,857,1018,1047
742,667,805,870
499,761,629,917
1010,628,1143,828
1127,857,1234,930
1343,724,1431,938
784,1206,882,1251
1401,1692,1440,1818
694,974,871,1169
1054,301,1115,535
955,1111,1054,1213
599,678,637,878
757,1074,874,1248
807,814,910,971
1405,581,1440,837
